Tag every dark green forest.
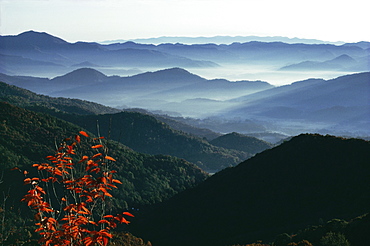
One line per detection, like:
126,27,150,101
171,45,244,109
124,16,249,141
131,134,370,246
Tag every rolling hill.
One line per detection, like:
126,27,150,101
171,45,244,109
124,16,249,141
131,134,370,246
0,101,209,207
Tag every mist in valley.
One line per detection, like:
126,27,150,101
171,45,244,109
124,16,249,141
1,31,369,142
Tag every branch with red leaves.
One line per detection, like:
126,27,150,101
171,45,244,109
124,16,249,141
22,131,134,246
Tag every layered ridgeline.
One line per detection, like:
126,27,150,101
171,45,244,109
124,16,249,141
0,82,272,172
0,101,209,209
1,31,368,77
2,68,369,139
221,71,370,137
131,134,370,246
0,67,273,118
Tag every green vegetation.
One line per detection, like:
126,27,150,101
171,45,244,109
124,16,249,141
210,132,273,153
240,214,369,246
131,134,370,246
56,111,250,171
0,101,209,244
0,102,208,207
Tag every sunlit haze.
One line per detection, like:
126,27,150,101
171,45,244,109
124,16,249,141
1,0,369,43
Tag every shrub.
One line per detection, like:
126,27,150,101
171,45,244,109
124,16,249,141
22,131,134,246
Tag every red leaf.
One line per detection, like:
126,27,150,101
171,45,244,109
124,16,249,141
112,179,122,184
91,144,103,149
23,178,31,185
103,237,109,246
75,134,81,143
98,219,110,224
105,156,116,162
123,212,135,217
104,192,113,197
92,153,103,159
79,131,89,137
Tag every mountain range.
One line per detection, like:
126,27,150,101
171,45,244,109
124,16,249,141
222,72,370,136
100,35,346,45
1,30,370,246
0,67,274,117
0,31,368,81
1,67,369,139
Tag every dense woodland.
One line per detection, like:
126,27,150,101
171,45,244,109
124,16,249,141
131,134,370,246
0,81,369,245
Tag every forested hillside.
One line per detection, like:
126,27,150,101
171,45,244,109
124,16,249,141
210,132,273,153
131,134,370,246
0,101,208,208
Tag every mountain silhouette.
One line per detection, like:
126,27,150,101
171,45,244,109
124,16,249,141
0,30,69,50
280,54,359,71
131,134,370,246
0,31,218,73
1,31,368,79
51,67,108,86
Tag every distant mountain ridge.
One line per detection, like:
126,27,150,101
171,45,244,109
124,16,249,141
0,67,274,118
100,35,346,45
1,68,369,138
1,31,368,78
222,72,370,136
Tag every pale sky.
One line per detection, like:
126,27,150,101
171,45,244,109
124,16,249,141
0,0,369,43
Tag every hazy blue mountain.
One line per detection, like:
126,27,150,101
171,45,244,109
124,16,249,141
1,67,274,118
0,30,69,51
51,67,108,86
0,53,66,75
1,31,367,79
341,41,370,50
280,54,362,71
100,35,344,45
222,72,370,136
0,31,218,76
0,72,52,94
